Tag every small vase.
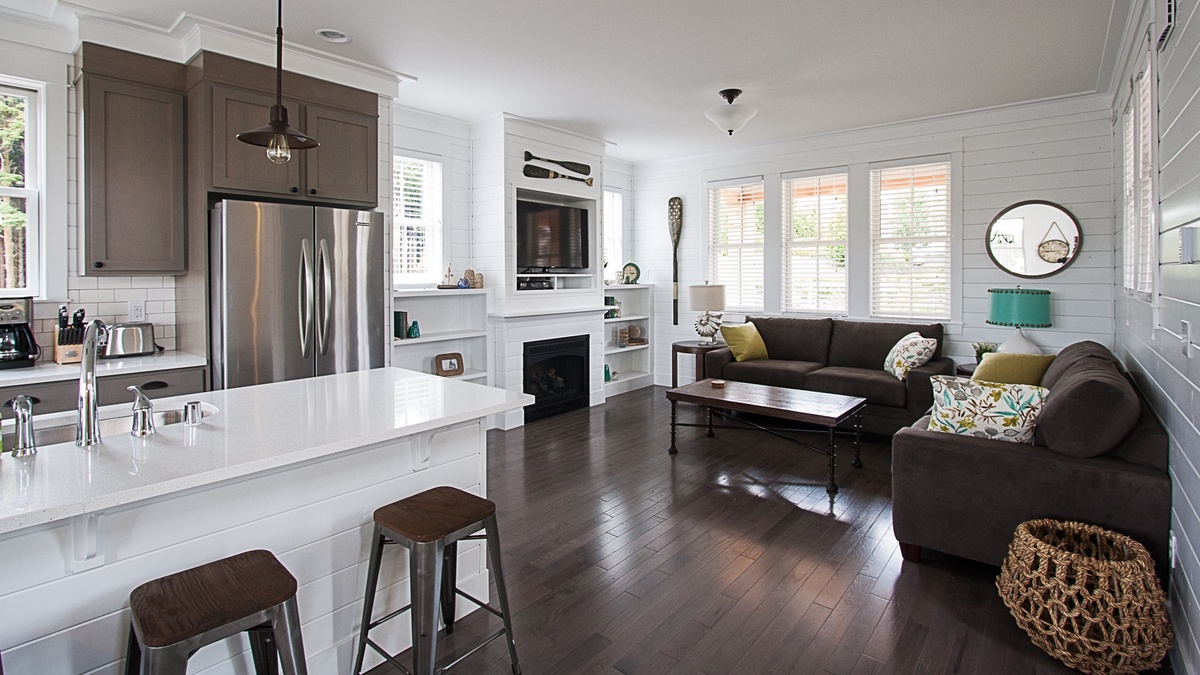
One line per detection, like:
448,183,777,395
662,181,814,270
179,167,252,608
408,321,420,339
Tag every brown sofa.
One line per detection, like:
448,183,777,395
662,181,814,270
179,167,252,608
703,316,955,434
891,341,1172,581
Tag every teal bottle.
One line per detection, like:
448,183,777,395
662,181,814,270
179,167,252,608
408,321,420,339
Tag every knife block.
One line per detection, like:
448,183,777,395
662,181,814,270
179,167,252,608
54,326,83,365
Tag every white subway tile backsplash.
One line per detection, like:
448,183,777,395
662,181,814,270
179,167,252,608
95,277,133,289
112,289,147,303
145,301,164,314
76,289,114,303
146,288,172,301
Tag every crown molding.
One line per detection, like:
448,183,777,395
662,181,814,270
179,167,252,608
1,2,412,99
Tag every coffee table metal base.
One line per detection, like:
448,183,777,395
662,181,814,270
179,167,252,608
667,401,863,494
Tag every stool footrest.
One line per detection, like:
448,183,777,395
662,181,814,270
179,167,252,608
454,590,503,620
365,636,414,675
435,627,509,674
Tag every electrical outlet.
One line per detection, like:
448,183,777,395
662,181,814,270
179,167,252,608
128,300,146,322
1170,532,1178,569
1183,320,1193,358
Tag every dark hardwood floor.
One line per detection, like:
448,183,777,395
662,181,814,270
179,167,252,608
370,385,1173,674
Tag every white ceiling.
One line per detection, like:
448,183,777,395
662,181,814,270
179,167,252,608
17,0,1133,162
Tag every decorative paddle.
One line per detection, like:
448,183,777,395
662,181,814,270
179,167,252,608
668,197,683,325
524,151,592,176
523,164,594,186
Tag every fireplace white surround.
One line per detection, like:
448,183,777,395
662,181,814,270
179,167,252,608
490,309,607,429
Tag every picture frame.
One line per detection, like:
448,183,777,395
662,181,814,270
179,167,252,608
434,352,464,377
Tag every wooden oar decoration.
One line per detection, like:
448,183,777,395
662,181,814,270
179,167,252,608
523,164,594,186
524,151,592,177
669,197,683,325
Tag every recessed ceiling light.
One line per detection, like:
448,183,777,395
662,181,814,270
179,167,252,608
315,28,351,43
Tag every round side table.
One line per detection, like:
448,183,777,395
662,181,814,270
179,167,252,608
672,341,725,388
956,363,977,377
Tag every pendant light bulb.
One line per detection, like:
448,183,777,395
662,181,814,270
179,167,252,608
267,134,291,164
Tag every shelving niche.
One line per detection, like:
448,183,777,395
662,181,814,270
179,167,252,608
603,284,653,396
391,289,490,383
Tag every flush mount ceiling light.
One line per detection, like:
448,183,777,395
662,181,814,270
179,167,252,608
315,28,351,43
704,88,758,136
236,0,319,164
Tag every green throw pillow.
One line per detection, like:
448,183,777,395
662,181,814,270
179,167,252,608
927,375,1048,443
972,353,1057,386
720,323,769,362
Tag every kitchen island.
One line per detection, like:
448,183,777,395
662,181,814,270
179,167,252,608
0,367,531,675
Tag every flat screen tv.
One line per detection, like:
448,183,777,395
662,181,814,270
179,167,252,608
516,200,588,271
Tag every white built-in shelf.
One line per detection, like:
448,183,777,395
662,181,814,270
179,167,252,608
604,343,650,356
392,330,488,347
605,314,649,323
451,370,488,382
489,307,608,319
604,371,652,396
393,288,488,298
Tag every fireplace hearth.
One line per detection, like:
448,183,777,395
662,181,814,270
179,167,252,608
523,335,589,422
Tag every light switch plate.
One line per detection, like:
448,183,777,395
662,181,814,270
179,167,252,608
1183,320,1193,358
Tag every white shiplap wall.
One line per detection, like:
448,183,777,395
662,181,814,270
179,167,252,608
1115,1,1200,672
392,105,474,279
631,95,1116,386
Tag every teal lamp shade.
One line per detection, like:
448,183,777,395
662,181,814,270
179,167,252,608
986,288,1051,328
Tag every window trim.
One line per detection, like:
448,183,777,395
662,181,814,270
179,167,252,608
1121,40,1158,302
601,188,624,283
0,83,42,299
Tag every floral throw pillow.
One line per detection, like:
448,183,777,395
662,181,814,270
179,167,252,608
884,331,938,380
927,375,1048,444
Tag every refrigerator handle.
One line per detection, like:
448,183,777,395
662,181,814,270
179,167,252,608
317,238,333,356
299,238,314,358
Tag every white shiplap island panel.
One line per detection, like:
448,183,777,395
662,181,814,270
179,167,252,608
0,367,532,675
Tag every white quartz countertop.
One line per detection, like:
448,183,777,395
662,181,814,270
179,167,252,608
0,352,208,387
0,368,532,535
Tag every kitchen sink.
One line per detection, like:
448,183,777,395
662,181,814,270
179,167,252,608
2,406,218,450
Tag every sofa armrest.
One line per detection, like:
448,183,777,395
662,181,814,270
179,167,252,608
704,347,734,380
904,357,954,415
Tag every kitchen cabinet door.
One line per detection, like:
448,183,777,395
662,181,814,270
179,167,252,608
82,76,186,273
303,104,378,205
211,85,303,196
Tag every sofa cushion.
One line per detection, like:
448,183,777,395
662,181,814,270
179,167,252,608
1036,358,1139,457
927,375,1047,444
827,320,944,370
720,323,769,362
972,353,1057,386
1040,340,1120,389
722,360,824,389
805,367,906,407
884,332,937,380
746,316,833,363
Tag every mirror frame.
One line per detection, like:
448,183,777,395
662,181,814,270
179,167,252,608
985,199,1083,279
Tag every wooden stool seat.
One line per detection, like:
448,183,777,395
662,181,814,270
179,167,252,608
131,550,297,648
373,486,496,543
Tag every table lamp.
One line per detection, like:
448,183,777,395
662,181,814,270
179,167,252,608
689,283,726,344
986,287,1051,354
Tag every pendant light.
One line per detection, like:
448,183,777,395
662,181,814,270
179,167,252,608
704,89,758,136
236,0,319,164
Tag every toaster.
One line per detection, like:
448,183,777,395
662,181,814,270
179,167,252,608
102,322,157,358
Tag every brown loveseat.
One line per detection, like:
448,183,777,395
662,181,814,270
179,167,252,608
891,341,1172,581
703,316,955,435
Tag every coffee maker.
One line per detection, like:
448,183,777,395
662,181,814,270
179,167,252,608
0,298,38,369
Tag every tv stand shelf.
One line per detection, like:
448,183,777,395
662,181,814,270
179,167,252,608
516,273,596,292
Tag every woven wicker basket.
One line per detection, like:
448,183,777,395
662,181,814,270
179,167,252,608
997,519,1172,674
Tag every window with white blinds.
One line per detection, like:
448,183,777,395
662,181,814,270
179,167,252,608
603,190,623,276
869,161,951,319
1122,49,1156,297
782,172,847,313
392,155,443,286
709,181,765,312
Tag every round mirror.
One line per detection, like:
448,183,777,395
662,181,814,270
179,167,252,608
985,200,1082,278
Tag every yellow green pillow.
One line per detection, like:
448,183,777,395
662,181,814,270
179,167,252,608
720,323,769,362
971,352,1057,386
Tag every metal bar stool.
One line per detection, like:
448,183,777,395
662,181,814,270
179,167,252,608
352,486,521,675
124,549,307,675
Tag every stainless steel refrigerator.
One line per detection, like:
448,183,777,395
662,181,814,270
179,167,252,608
210,200,386,389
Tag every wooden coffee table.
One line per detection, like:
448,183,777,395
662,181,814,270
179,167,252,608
665,379,867,493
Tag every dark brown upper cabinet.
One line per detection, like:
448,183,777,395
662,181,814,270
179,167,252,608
77,44,187,275
193,52,378,207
